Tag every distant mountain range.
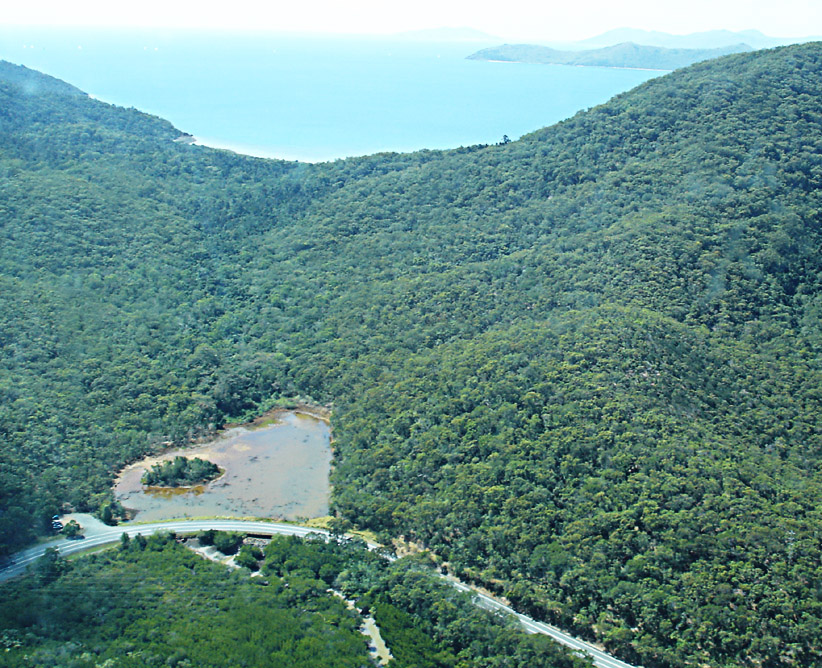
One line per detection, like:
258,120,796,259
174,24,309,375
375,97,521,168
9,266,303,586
467,41,753,70
394,26,817,50
571,27,815,50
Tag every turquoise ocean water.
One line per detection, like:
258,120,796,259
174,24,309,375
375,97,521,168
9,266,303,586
0,28,660,162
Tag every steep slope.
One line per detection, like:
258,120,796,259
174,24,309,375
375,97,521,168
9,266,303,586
1,44,821,668
319,45,822,667
0,61,442,551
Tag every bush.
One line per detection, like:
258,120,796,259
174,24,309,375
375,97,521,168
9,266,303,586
212,531,244,555
235,544,262,570
62,520,83,539
197,529,216,546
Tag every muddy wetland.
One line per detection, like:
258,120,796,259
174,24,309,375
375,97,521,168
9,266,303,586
114,411,332,522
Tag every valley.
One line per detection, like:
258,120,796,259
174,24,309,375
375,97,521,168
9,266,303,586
0,40,821,667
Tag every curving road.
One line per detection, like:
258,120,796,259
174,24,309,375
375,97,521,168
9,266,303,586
0,518,638,668
0,519,334,583
449,579,637,668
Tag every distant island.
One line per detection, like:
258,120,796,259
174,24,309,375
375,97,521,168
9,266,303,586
568,27,812,50
467,41,752,70
142,456,222,488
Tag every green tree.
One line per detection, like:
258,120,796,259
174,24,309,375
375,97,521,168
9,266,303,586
62,519,83,539
36,547,69,584
213,531,244,555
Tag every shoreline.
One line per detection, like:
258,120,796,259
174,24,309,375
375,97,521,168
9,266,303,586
191,136,330,163
114,402,332,487
479,58,671,72
225,402,332,429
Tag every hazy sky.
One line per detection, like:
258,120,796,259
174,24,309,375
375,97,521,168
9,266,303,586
3,0,821,40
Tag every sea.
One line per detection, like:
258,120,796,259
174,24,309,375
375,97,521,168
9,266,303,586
0,28,661,162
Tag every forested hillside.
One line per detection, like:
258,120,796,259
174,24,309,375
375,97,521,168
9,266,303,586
1,42,821,668
0,533,587,668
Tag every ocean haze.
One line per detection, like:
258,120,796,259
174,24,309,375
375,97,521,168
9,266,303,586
0,28,659,162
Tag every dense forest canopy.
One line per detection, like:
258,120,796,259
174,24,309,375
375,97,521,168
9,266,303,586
1,42,821,668
1,533,587,667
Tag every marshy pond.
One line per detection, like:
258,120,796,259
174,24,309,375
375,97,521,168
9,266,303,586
114,411,332,522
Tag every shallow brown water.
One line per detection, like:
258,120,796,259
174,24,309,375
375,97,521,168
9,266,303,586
114,412,331,521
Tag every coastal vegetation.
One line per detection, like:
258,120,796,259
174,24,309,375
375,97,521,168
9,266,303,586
141,456,222,487
1,41,822,668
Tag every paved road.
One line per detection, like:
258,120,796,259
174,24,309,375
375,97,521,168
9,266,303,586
449,579,637,668
0,518,638,668
0,519,333,583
